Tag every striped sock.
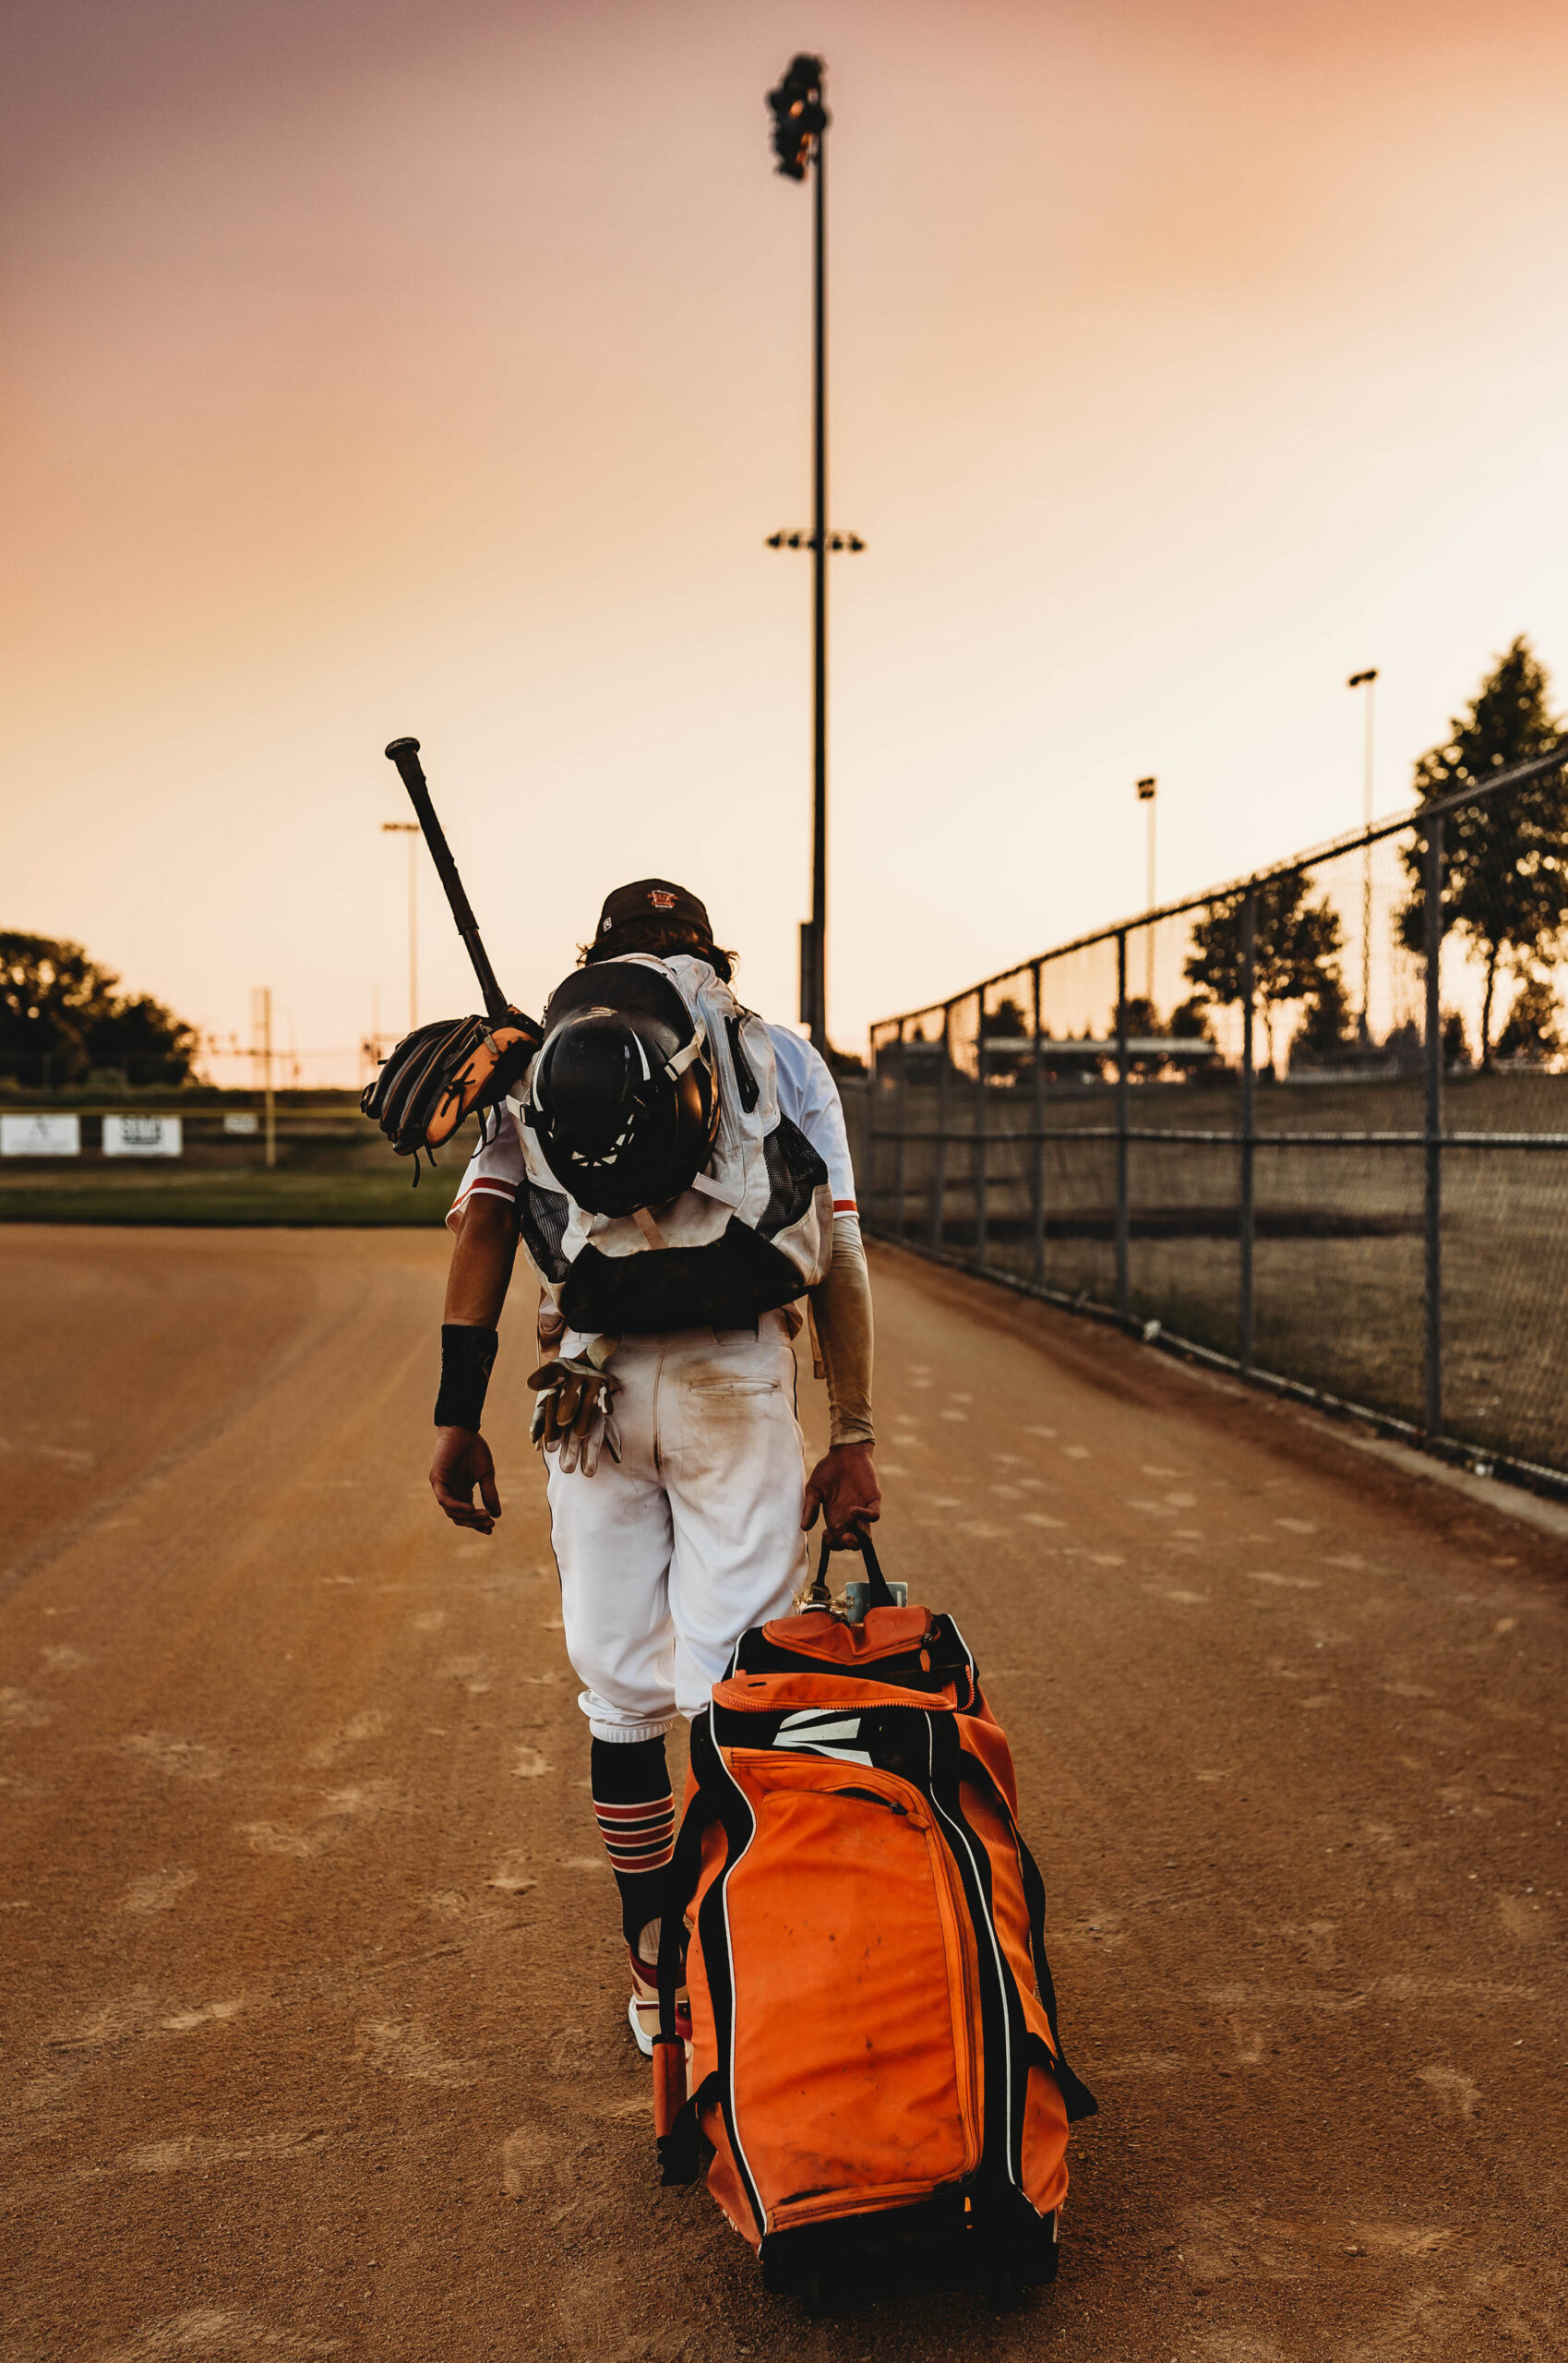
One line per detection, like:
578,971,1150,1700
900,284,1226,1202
590,1735,675,1948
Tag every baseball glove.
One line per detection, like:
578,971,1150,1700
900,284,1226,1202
361,1010,541,1168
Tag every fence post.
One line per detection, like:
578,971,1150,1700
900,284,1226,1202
1423,818,1444,1437
1239,890,1257,1376
975,1002,988,1272
931,1002,952,1255
1030,959,1045,1289
867,1027,880,1228
894,1021,908,1243
1115,932,1130,1319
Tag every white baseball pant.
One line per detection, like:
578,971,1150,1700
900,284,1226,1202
545,1312,809,1741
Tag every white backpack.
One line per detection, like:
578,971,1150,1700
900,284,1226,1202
507,955,832,1336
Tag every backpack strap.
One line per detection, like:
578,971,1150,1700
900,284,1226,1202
656,1751,720,2040
657,2070,723,2187
856,1531,896,1608
812,1529,897,1608
652,1732,726,2164
955,1742,1099,2124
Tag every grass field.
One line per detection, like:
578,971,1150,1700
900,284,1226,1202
0,1163,462,1225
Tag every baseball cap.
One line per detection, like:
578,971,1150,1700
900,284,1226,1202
594,879,712,946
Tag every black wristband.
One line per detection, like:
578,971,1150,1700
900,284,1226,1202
436,1325,498,1430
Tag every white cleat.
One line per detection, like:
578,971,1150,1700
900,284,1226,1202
628,1945,690,2060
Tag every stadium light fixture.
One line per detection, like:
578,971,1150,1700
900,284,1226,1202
767,52,827,180
1135,779,1157,1002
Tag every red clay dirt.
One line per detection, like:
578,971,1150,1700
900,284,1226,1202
2,1225,1565,2362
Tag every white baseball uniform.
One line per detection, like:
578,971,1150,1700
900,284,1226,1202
448,1023,859,1741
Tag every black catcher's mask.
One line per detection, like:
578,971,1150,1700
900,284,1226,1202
526,961,718,1217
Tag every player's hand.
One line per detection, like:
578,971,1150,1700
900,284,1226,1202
802,1444,880,1549
430,1426,502,1534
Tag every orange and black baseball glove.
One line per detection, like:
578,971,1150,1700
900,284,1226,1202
360,1010,540,1170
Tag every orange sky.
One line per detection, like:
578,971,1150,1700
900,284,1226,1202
8,0,1568,1072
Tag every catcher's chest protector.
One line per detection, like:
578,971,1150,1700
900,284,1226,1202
657,1601,1097,2298
509,956,832,1336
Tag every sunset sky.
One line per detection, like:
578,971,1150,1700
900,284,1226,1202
8,0,1568,1072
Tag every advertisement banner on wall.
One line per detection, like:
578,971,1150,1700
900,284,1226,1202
0,1114,82,1158
102,1115,184,1158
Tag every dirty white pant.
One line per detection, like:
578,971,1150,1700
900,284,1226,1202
545,1313,808,1741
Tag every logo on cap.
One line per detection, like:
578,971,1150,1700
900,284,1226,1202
601,917,614,933
648,890,677,909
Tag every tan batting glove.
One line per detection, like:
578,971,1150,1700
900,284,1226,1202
536,1297,568,1364
528,1335,622,1477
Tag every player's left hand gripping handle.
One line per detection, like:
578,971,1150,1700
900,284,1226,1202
384,737,510,1027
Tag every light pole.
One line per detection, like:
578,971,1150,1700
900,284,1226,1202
1136,777,1156,1005
767,53,832,1051
1347,668,1378,1038
250,985,276,1169
382,820,420,1032
764,513,867,1037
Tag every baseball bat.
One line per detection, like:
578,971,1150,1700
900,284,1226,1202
384,738,511,1027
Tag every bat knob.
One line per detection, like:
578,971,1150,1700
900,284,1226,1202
384,737,421,760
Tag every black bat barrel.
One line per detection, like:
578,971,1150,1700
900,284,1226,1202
384,738,510,1026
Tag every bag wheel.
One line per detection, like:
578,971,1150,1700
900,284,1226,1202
987,2264,1027,2314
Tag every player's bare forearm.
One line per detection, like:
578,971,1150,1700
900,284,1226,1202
443,1192,519,1324
802,1443,880,1549
431,1195,519,1533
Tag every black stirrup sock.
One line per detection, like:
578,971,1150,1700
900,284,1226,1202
590,1734,675,1950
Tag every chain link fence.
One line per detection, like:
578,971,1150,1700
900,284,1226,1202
867,744,1568,1497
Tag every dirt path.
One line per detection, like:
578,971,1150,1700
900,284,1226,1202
3,1227,1565,2362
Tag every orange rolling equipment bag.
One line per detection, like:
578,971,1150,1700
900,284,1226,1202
651,1537,1096,2306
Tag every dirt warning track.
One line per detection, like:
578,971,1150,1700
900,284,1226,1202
2,1225,1566,2361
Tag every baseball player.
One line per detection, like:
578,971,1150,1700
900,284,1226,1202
425,880,878,2055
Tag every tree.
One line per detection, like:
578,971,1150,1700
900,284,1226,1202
1183,872,1347,1070
1167,995,1215,1043
1398,637,1568,1066
1494,970,1563,1064
1289,966,1352,1066
979,994,1032,1080
0,932,198,1086
1110,994,1159,1081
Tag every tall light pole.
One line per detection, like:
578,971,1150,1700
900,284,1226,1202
1136,777,1157,1005
382,820,420,1031
250,985,276,1169
1347,668,1378,1039
767,54,832,1051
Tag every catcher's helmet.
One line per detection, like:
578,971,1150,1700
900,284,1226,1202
526,961,717,1217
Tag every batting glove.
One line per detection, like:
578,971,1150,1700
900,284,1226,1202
528,1342,622,1479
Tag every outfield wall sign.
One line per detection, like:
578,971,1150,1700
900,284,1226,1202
223,1112,259,1135
102,1115,183,1158
0,1114,82,1158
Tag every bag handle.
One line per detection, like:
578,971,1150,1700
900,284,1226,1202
813,1529,895,1610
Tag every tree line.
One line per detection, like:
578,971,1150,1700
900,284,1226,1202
0,934,198,1087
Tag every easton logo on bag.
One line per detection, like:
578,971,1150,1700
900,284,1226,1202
652,1541,1098,2306
772,1707,872,1765
506,954,832,1337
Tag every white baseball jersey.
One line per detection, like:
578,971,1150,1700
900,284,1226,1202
447,1020,857,1234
